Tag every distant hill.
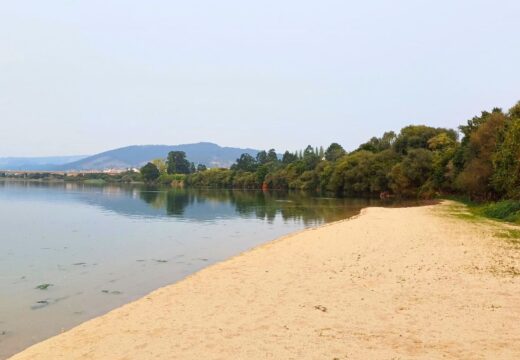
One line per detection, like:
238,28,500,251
58,143,259,171
0,155,88,171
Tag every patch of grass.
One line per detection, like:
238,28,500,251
442,198,520,225
442,202,482,223
495,229,520,246
477,200,520,223
496,229,520,239
442,201,520,245
452,211,481,222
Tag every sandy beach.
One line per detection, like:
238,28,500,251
9,201,520,359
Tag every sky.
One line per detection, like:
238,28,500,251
1,0,519,157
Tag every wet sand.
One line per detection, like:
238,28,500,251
9,201,520,359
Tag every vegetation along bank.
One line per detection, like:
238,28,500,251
3,101,520,221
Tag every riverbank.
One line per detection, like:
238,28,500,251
10,201,520,359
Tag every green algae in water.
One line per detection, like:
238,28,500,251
35,284,53,290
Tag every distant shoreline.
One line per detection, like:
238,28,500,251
9,201,520,359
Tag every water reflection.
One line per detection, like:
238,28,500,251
0,181,392,225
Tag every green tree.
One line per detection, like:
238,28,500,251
256,164,270,185
388,149,434,197
324,143,346,161
428,133,459,191
282,151,298,165
264,168,290,189
256,151,268,165
167,151,191,174
151,158,167,174
492,102,520,198
393,126,456,154
266,149,278,163
341,151,376,194
455,109,507,199
357,131,396,153
140,162,160,183
303,145,320,170
231,153,257,172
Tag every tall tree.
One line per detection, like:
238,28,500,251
231,153,257,172
256,151,268,165
456,109,507,199
282,151,298,165
492,102,520,198
140,162,160,183
166,151,191,174
266,149,278,163
303,145,320,170
319,146,325,159
324,143,346,161
389,149,433,197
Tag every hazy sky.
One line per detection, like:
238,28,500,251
1,0,519,157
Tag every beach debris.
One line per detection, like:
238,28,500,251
31,295,69,310
153,259,168,263
314,305,328,313
73,262,86,266
35,283,53,290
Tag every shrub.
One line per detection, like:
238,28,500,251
479,200,520,223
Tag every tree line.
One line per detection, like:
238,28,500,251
141,101,520,200
140,151,207,185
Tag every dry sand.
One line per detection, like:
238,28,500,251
10,201,520,359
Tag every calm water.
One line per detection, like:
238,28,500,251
0,181,397,358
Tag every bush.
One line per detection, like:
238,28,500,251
158,173,186,186
479,200,520,223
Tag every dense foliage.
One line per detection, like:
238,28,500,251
166,151,194,174
186,101,520,200
0,171,142,184
140,162,160,183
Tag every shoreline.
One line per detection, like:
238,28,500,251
9,201,520,359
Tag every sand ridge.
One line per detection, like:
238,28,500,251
9,201,520,359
